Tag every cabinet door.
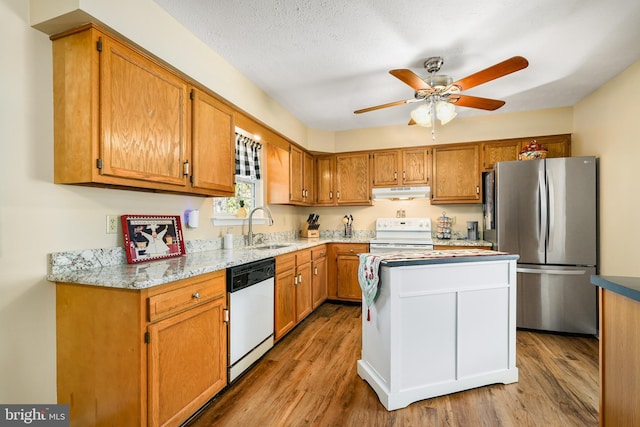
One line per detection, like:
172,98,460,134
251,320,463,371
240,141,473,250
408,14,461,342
312,256,328,309
296,262,313,322
372,150,399,187
534,134,571,158
482,140,521,171
191,88,235,196
274,266,296,340
402,147,430,185
336,153,371,205
289,145,304,203
303,151,314,203
431,144,481,204
100,35,189,187
315,155,335,205
147,297,226,427
337,253,363,301
266,144,291,204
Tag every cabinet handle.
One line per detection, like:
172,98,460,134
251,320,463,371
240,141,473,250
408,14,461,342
403,171,406,180
314,267,318,275
192,292,200,299
294,275,298,285
394,172,397,180
337,191,341,199
298,273,302,284
476,185,480,194
329,191,333,199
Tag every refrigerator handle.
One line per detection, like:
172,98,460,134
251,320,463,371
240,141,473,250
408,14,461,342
538,169,547,255
517,268,586,276
547,169,554,253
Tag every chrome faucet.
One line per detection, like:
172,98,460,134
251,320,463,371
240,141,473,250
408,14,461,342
247,206,274,246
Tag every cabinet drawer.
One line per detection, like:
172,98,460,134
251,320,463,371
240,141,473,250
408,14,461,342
311,245,327,260
296,249,311,265
276,253,296,273
148,273,225,322
333,243,370,255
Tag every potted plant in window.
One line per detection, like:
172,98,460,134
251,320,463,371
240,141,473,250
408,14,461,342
236,200,247,218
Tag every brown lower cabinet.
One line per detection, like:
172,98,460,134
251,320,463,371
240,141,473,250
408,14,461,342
328,243,370,302
56,270,227,427
274,249,314,341
311,245,328,308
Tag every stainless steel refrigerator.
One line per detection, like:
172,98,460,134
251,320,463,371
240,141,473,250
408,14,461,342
484,156,598,335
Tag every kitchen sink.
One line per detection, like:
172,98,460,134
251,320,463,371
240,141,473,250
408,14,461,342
254,244,292,250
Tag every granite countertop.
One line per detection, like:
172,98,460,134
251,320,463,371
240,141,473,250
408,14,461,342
47,237,371,290
591,275,640,303
379,249,518,267
432,239,493,247
47,236,495,290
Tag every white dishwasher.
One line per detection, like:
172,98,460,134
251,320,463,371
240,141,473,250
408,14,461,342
227,257,275,383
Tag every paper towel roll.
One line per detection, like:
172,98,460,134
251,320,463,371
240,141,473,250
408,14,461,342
188,209,199,228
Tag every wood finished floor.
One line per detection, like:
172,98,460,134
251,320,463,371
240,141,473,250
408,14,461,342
187,302,599,427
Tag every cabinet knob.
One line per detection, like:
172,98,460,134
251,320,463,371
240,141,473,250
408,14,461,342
192,292,200,299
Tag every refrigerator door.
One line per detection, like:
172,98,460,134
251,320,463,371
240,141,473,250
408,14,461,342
495,160,546,264
516,264,597,334
545,157,597,266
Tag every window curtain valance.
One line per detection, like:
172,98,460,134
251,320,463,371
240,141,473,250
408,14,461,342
235,132,262,180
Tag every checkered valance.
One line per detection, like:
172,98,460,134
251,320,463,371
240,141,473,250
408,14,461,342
235,133,262,180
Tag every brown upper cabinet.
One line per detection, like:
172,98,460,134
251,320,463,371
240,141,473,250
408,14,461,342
51,24,235,197
190,88,236,196
482,134,572,171
266,143,314,206
289,145,314,204
315,155,336,205
313,153,372,206
335,153,373,205
431,143,481,204
371,147,431,187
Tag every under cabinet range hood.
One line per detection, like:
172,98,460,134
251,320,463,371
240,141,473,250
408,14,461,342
372,186,431,200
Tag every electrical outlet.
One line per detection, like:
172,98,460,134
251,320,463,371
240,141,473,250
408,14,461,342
106,215,118,234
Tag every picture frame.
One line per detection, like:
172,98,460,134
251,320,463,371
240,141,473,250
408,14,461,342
121,214,186,264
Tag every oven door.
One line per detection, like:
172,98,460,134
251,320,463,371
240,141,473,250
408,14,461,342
369,242,434,254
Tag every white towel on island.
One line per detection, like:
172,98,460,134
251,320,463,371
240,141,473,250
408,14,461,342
358,254,382,321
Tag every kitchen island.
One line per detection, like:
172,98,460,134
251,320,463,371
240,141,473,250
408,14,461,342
590,275,640,427
358,249,519,410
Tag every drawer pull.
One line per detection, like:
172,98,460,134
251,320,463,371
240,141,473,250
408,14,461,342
192,292,200,299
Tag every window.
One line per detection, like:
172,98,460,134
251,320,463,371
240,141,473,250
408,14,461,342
213,129,265,225
213,175,263,222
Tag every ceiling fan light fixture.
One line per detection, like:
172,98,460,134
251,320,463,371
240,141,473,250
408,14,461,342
410,103,432,127
436,101,457,125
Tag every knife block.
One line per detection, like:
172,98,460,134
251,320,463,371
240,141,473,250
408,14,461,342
301,223,320,238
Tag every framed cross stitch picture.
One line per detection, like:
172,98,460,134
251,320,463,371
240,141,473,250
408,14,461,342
121,214,186,264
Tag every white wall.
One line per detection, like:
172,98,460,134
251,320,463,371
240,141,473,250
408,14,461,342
2,0,631,404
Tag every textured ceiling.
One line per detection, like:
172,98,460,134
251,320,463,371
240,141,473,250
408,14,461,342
154,0,640,131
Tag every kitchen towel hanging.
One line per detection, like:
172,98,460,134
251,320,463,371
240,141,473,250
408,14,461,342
235,132,261,180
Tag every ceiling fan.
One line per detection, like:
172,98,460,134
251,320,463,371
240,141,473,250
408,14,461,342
354,56,529,128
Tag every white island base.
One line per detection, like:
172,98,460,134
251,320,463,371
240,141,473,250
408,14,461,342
357,254,519,411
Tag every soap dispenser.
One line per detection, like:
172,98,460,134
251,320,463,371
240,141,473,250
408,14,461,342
224,228,233,249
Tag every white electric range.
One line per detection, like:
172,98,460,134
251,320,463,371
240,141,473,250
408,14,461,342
369,217,434,253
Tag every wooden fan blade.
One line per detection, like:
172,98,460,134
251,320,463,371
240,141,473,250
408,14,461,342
448,56,529,92
449,94,506,111
389,69,432,91
354,99,415,114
